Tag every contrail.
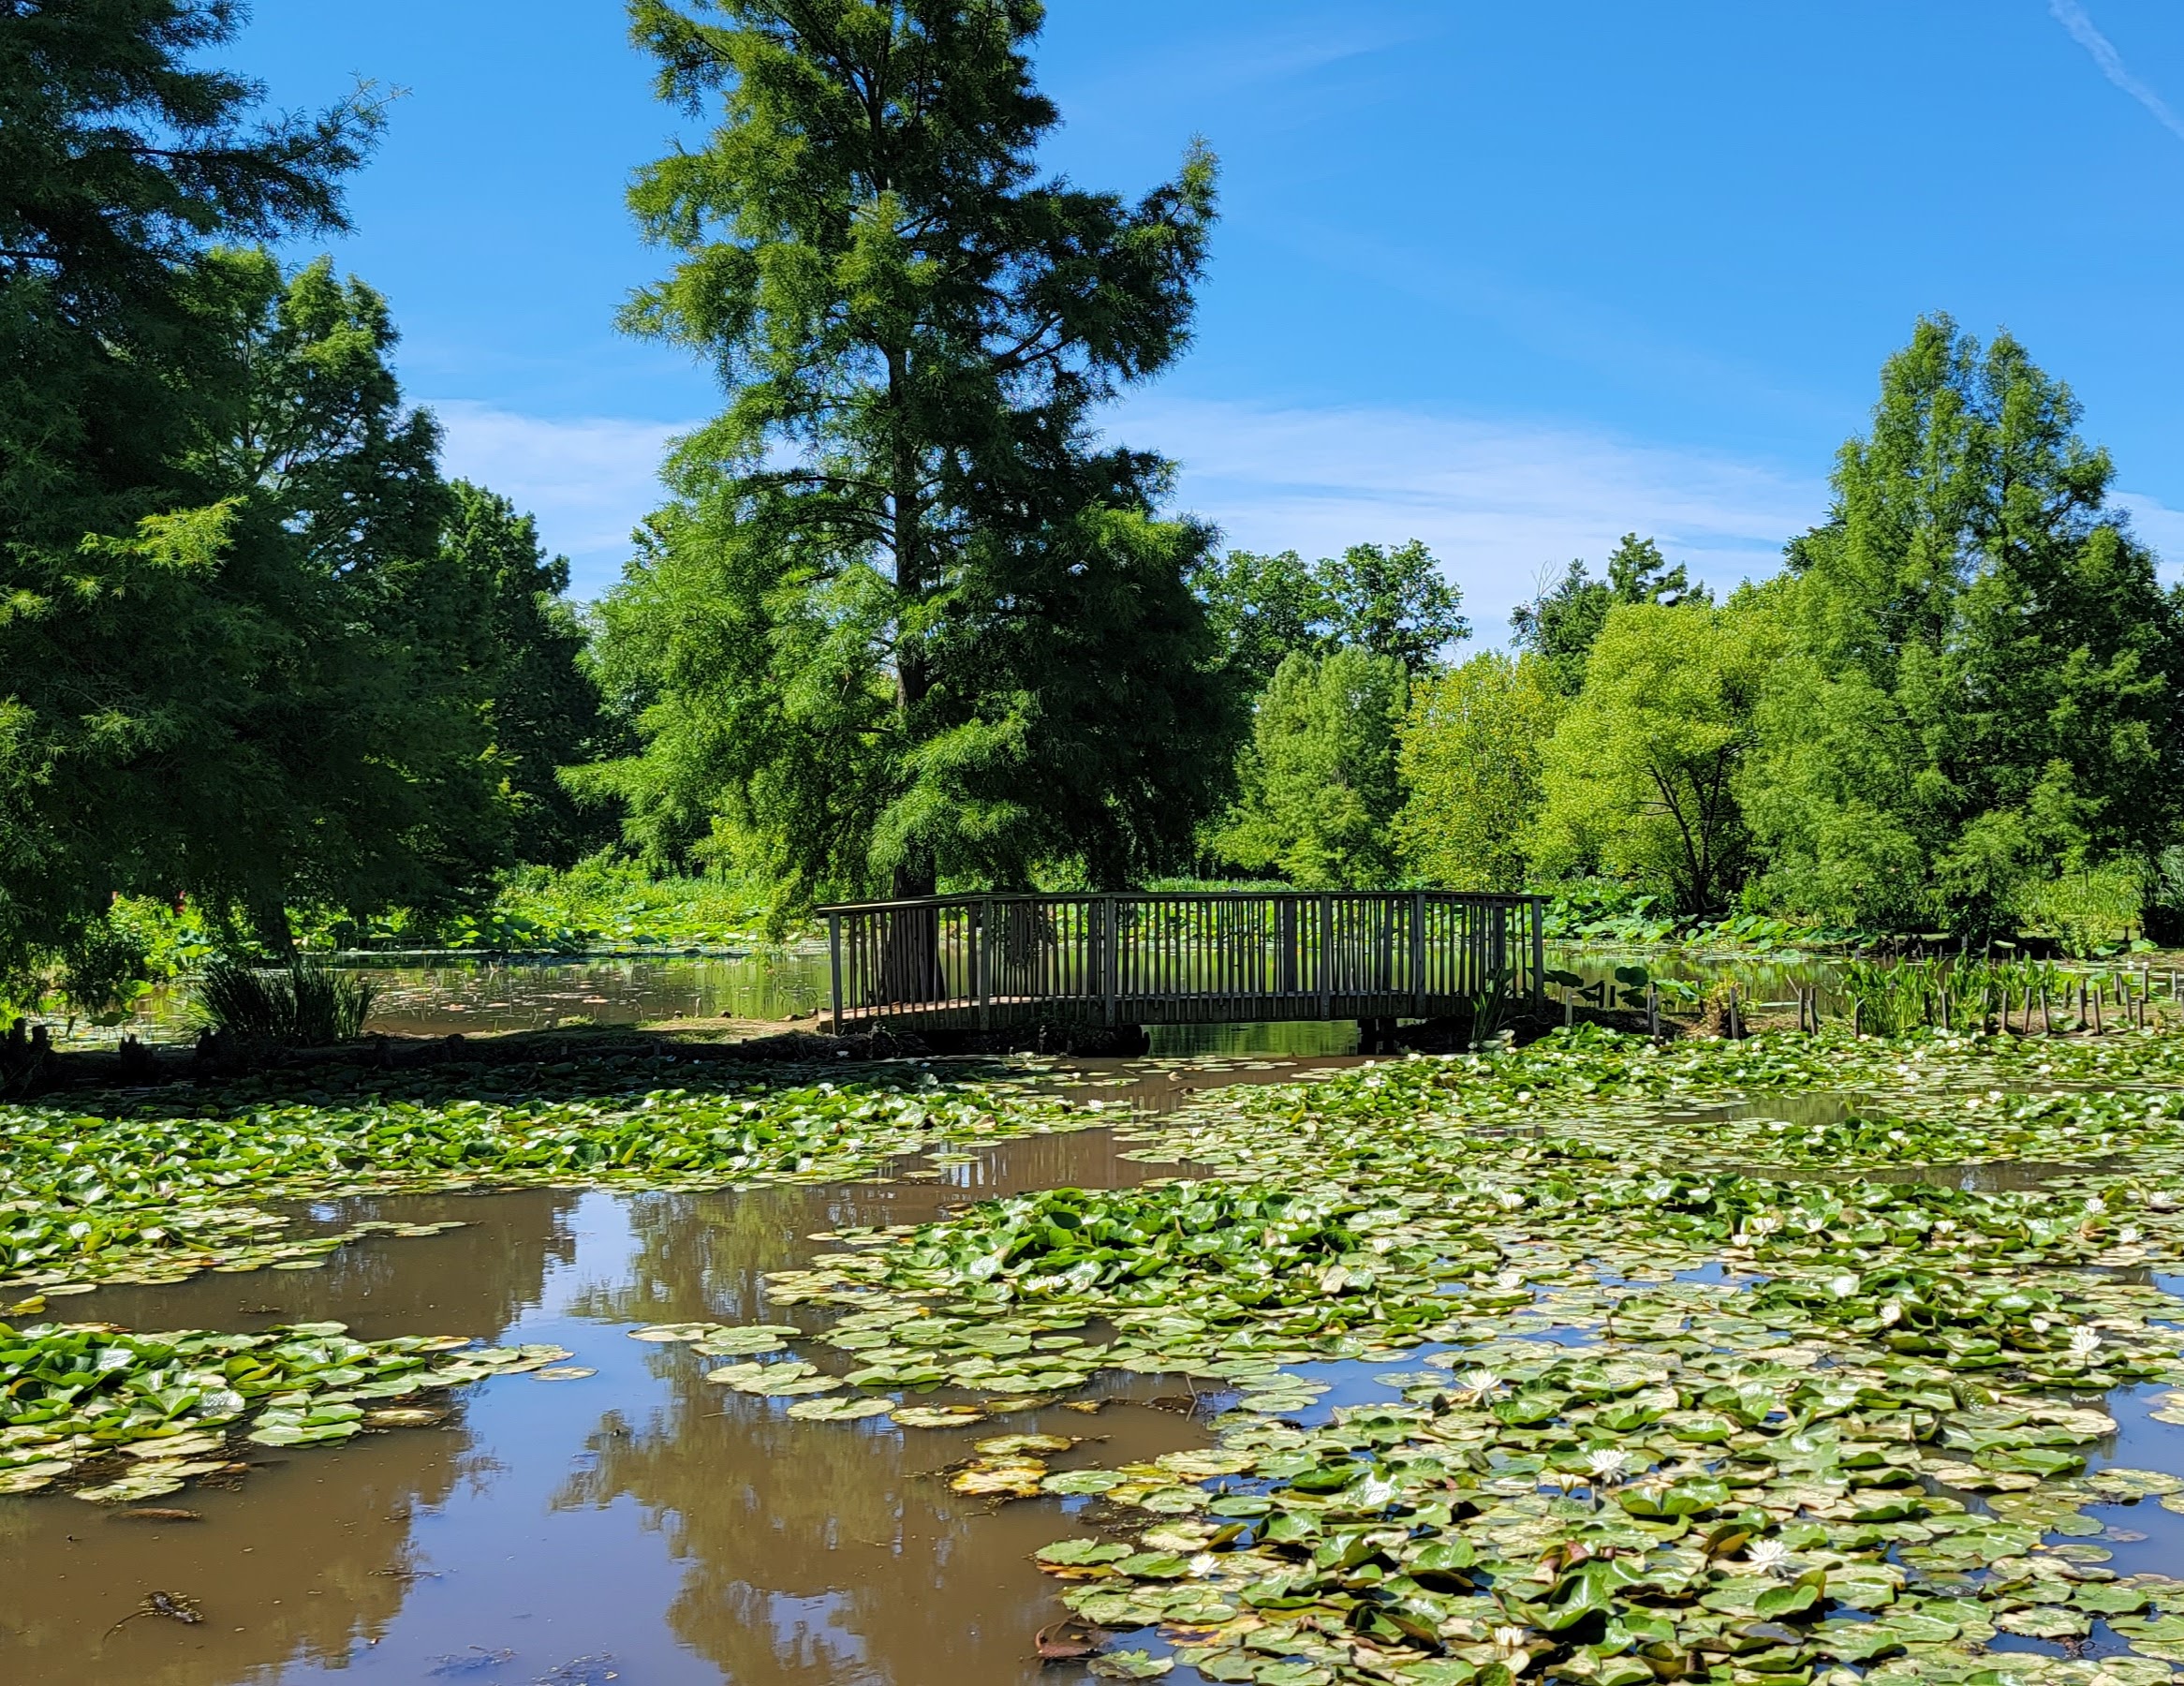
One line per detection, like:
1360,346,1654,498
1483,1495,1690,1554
2049,0,2184,144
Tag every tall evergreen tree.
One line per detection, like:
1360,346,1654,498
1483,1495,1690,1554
440,483,617,866
0,1,384,961
1745,318,2182,935
596,0,1231,906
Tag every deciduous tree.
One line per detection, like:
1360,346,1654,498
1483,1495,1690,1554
1215,648,1408,889
1744,318,2182,934
1528,600,1778,916
1396,652,1564,893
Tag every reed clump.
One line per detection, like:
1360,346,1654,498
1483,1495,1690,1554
193,959,376,1046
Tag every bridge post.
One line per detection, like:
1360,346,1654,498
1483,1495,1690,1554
1411,891,1426,1017
828,911,844,1035
1317,893,1334,1019
1100,895,1118,1027
974,897,990,1031
1530,895,1546,1012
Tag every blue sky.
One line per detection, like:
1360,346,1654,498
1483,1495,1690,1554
229,1,2184,631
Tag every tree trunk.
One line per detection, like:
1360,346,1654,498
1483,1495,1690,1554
876,343,941,998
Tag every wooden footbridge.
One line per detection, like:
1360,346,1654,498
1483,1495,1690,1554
820,891,1546,1034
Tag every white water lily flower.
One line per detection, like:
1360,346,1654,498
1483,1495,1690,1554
2030,1315,2053,1334
1586,1449,1631,1485
1493,1626,1530,1655
1454,1369,1504,1403
1747,1539,1792,1576
2118,1226,2144,1246
2070,1328,2102,1358
1497,1191,1527,1211
1878,1303,1902,1326
1828,1274,1859,1297
2086,1196,2108,1215
1187,1552,1222,1577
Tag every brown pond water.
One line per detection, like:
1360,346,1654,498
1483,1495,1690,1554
0,1130,1214,1685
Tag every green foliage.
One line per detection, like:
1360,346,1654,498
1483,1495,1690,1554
1512,534,1708,695
54,916,154,1026
1530,600,1778,915
591,1,1232,907
193,959,376,1044
1215,648,1409,888
474,856,769,950
1396,652,1564,892
1189,548,1336,696
1831,956,2077,1036
2014,860,2143,956
1322,540,1469,673
1196,540,1467,692
0,10,598,981
1743,317,2183,937
439,483,620,867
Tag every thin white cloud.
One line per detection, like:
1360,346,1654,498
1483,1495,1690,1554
427,401,690,597
1116,395,1827,637
2049,0,2184,144
2114,491,2184,577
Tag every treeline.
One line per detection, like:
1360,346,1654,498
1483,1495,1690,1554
8,1,2182,1001
1208,320,2184,946
0,2,610,999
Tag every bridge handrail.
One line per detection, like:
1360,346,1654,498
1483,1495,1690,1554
821,889,1547,1034
816,889,1547,913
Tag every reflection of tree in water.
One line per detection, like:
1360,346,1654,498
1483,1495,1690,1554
567,1131,1165,1334
0,1189,581,1682
556,1376,1065,1686
566,1186,827,1329
0,1419,476,1683
556,1183,1136,1684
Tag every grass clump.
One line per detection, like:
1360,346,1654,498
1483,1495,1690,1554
194,958,376,1045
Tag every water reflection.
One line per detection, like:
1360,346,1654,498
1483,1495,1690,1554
0,1132,1203,1684
114,951,833,1044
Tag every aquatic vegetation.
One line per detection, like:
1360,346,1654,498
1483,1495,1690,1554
15,1019,2184,1625
0,1319,568,1501
194,957,379,1044
660,1028,2184,1683
0,1064,1076,1293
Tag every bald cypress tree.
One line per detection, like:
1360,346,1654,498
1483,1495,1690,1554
597,1,1232,908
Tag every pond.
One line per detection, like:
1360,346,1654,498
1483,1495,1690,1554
14,1030,2184,1686
3,1131,1218,1683
99,951,1365,1056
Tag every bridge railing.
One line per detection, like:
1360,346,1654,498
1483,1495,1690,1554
818,890,1546,1033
